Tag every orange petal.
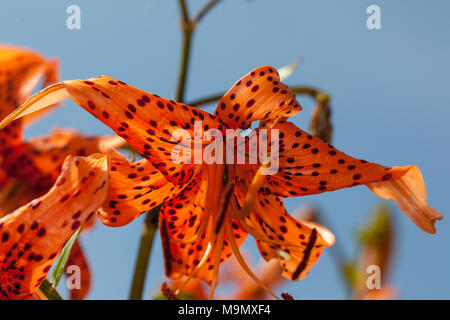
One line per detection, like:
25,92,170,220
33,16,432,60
0,178,34,219
249,121,398,196
244,191,335,281
0,157,6,188
214,66,302,129
21,57,60,127
367,166,442,234
362,286,398,300
0,77,217,185
98,149,184,227
66,240,91,300
1,128,123,196
160,170,210,281
243,121,442,234
0,46,58,146
159,170,247,284
0,45,55,118
0,153,109,299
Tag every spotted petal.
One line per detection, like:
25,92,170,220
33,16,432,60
0,153,109,299
234,183,334,281
160,169,247,284
98,149,185,227
1,128,123,196
214,66,302,130
239,121,442,234
0,77,218,185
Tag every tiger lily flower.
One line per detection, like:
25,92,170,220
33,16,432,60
0,66,442,299
0,45,124,299
0,129,122,300
0,153,109,299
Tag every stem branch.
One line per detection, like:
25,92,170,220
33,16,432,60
188,86,330,107
175,0,222,102
192,0,222,25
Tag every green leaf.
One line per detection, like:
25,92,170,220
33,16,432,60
39,279,63,300
358,204,392,246
49,225,83,288
341,261,357,288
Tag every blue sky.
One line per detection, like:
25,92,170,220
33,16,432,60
1,0,449,299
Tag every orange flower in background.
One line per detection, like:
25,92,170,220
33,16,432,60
165,257,285,300
227,258,286,300
353,206,397,300
0,66,442,299
0,128,122,300
0,46,123,198
65,240,91,300
0,153,109,299
0,45,124,299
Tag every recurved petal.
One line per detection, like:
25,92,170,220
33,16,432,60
244,192,334,281
247,121,442,234
98,149,184,227
0,77,217,185
214,66,302,130
367,166,443,234
0,153,109,300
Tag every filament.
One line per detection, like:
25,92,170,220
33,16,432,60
225,218,280,300
208,227,225,300
174,242,213,295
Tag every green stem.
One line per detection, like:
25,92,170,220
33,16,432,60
177,0,190,23
129,206,160,300
187,86,330,107
192,0,222,25
188,93,223,107
175,0,222,103
175,0,192,102
176,28,193,103
291,86,329,103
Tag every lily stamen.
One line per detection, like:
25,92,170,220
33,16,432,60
225,218,280,300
